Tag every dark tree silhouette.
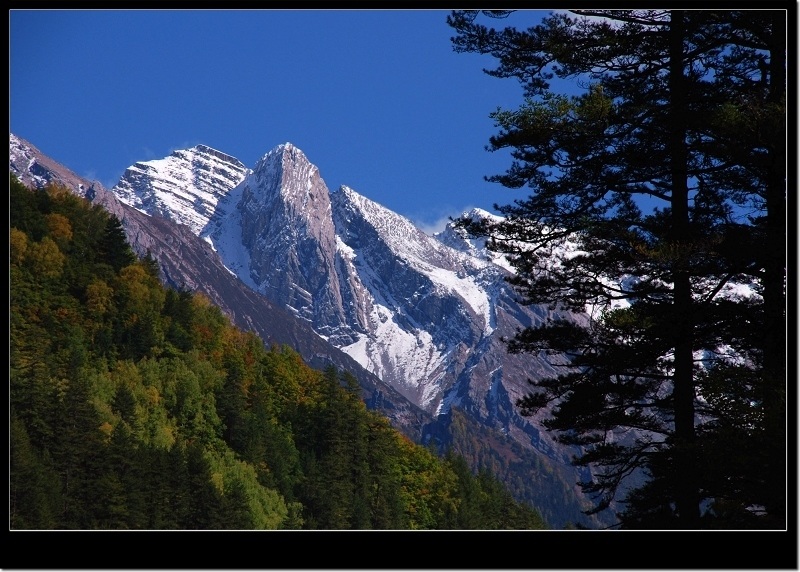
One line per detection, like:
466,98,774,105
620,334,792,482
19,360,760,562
449,9,787,528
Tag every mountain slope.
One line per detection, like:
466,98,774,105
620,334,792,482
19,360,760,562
9,133,431,441
9,132,609,528
116,140,606,526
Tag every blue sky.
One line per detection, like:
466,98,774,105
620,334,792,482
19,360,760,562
10,9,551,233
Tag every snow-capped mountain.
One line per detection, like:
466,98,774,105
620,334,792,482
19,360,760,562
331,186,504,408
8,133,432,442
192,143,565,425
110,141,597,510
113,145,249,235
204,143,356,337
10,133,608,528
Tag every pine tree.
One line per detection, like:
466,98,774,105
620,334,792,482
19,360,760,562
10,417,62,529
694,11,787,524
101,214,136,272
448,9,786,528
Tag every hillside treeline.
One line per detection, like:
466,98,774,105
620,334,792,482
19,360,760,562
9,174,547,530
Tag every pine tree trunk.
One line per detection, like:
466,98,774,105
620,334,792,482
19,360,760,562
668,10,700,528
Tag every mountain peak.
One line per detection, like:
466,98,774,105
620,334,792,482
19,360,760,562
110,143,249,234
189,144,247,170
250,142,319,188
257,141,305,164
274,141,297,152
333,184,461,262
463,207,499,222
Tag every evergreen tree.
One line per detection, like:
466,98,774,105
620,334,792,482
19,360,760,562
10,174,48,240
184,443,224,529
448,9,786,528
305,366,359,528
101,214,136,272
693,11,787,525
10,417,62,529
52,371,106,527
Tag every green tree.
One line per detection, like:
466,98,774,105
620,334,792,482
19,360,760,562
10,417,62,529
298,366,358,528
27,236,66,280
184,443,225,528
52,371,106,528
101,214,136,272
448,9,786,528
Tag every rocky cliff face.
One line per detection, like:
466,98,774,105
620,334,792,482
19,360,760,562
198,145,566,426
204,144,362,344
331,185,494,408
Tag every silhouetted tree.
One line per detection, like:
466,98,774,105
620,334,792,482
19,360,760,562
449,9,786,528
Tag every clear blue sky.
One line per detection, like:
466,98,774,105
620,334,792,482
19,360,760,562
10,9,550,233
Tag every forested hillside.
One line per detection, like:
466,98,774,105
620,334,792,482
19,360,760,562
9,174,547,530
